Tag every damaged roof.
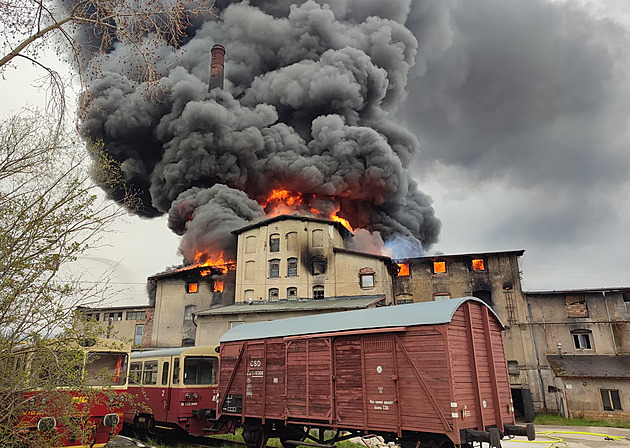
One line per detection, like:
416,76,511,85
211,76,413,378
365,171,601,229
547,355,630,379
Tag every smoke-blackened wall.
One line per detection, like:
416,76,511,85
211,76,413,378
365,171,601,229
79,1,441,262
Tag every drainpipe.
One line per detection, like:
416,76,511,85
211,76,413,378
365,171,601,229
527,303,548,413
602,292,618,355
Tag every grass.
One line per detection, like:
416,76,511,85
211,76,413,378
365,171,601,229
534,413,630,429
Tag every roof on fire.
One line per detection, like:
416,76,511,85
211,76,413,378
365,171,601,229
218,297,501,343
231,213,353,239
197,295,386,317
547,355,630,379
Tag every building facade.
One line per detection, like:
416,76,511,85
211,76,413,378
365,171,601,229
78,305,153,347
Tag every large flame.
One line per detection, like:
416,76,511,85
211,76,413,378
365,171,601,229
263,189,353,231
193,251,232,275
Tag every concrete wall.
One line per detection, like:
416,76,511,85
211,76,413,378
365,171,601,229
554,377,630,420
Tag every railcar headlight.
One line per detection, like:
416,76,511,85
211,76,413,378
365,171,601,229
118,393,127,402
185,393,192,401
192,393,199,400
103,413,120,428
37,417,56,431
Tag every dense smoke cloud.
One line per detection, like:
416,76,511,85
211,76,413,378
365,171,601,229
402,0,630,246
79,0,442,261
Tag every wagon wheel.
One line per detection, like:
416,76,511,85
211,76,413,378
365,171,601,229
279,425,308,448
242,424,268,448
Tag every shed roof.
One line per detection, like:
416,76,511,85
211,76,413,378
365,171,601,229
219,297,500,343
547,355,630,379
197,295,385,317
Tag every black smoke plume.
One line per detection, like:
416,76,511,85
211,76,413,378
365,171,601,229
79,0,441,261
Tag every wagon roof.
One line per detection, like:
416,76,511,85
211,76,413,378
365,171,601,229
219,297,501,343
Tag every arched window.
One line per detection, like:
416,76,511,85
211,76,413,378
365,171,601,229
245,235,257,253
245,260,255,280
269,288,279,301
286,232,298,251
287,287,297,300
269,233,280,252
287,257,298,277
313,285,324,299
244,289,255,301
269,259,280,278
312,229,323,247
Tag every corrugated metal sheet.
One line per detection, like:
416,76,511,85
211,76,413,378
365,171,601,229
547,355,630,379
220,297,502,343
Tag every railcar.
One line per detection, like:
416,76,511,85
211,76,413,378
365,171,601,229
215,297,535,448
12,338,130,447
123,345,220,438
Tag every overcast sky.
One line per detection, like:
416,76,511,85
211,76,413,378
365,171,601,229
3,0,630,305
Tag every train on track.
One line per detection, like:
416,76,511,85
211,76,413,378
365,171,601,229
125,297,535,448
11,338,130,447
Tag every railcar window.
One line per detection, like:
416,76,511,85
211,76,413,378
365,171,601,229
129,362,142,384
183,356,218,385
85,352,129,386
143,361,158,385
161,361,170,385
173,357,180,384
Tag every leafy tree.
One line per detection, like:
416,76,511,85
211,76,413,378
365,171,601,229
0,109,133,446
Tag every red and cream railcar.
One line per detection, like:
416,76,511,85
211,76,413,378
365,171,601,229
13,338,130,448
215,297,534,448
124,345,219,437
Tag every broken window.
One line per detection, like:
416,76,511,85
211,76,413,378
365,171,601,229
187,282,198,294
269,259,280,278
269,234,280,252
566,294,588,317
312,258,327,275
601,389,622,411
507,360,519,375
397,263,410,276
313,285,324,299
184,304,197,322
104,312,123,321
472,258,485,271
571,330,592,350
287,287,297,300
287,257,298,277
269,288,279,301
433,261,447,274
86,313,100,321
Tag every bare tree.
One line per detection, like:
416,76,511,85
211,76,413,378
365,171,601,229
0,0,215,121
0,109,135,445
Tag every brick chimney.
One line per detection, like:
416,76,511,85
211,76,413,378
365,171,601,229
208,44,225,91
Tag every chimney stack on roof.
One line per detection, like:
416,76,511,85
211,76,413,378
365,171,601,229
208,44,226,91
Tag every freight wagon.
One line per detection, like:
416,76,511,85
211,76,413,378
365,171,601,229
215,297,534,448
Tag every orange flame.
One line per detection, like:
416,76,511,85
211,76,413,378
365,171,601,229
191,251,232,274
214,281,224,292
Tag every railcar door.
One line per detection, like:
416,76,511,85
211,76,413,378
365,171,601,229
363,334,399,430
153,358,172,422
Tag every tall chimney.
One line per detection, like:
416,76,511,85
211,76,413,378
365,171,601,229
208,44,225,91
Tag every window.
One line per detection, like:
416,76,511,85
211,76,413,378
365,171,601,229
433,293,451,300
142,361,158,385
566,294,588,317
507,361,519,375
312,229,323,247
127,311,146,320
312,258,327,275
286,232,297,251
182,338,195,347
230,321,244,329
287,287,297,300
161,361,169,385
269,259,280,278
397,263,410,276
129,362,142,385
86,313,100,321
433,261,447,274
472,258,485,271
172,357,180,384
313,285,324,299
244,289,255,300
397,298,414,304
245,235,257,253
287,258,298,277
104,312,122,321
601,389,622,411
134,324,144,346
183,356,218,385
360,273,375,288
269,288,279,301
187,282,198,294
269,234,280,252
572,330,592,349
184,304,197,322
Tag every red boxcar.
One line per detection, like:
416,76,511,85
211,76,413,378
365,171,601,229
124,345,219,438
215,297,534,448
